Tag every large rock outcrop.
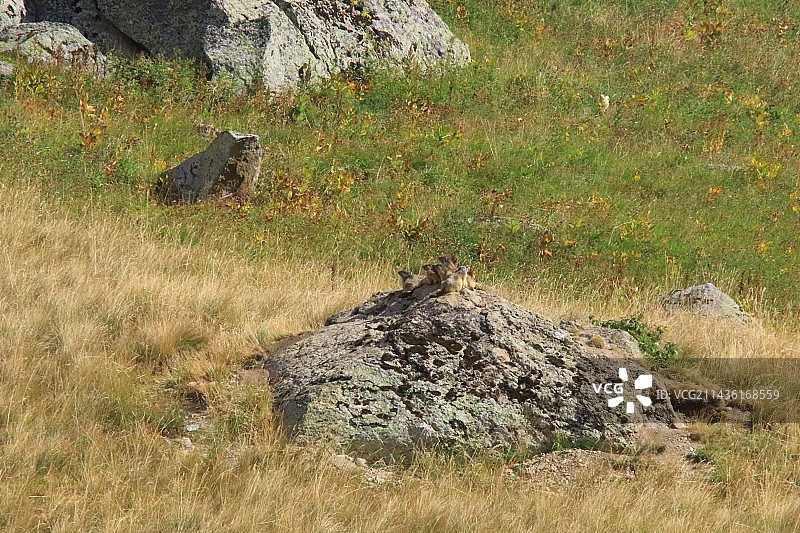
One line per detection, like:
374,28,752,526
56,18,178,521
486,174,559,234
660,283,753,325
157,130,263,202
22,0,470,89
265,284,686,456
0,22,106,75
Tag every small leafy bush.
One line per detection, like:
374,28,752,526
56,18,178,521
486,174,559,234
596,314,678,367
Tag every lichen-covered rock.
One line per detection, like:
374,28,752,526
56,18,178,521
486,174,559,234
265,284,682,456
157,130,263,203
660,283,753,325
25,0,470,89
0,59,12,77
267,0,471,81
0,22,107,76
202,1,322,89
0,0,25,28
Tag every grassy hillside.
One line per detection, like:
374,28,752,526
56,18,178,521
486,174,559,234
2,184,799,531
2,0,800,312
2,0,800,530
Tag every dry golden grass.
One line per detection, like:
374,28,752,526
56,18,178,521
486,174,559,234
1,183,799,532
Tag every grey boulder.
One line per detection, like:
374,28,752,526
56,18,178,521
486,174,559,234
157,131,263,203
0,59,12,77
0,22,107,76
264,284,682,456
24,0,470,89
660,283,753,325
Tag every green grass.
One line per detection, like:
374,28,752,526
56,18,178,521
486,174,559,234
3,5,800,528
2,0,800,312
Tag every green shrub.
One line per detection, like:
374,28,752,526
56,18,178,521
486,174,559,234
596,314,678,367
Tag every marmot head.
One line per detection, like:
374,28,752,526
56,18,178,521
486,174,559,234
438,255,457,268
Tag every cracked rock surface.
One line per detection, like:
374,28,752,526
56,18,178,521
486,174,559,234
264,285,684,456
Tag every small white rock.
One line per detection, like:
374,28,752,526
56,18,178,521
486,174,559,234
553,329,569,340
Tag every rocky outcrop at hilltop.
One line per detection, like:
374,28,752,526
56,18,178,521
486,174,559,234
12,0,470,89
